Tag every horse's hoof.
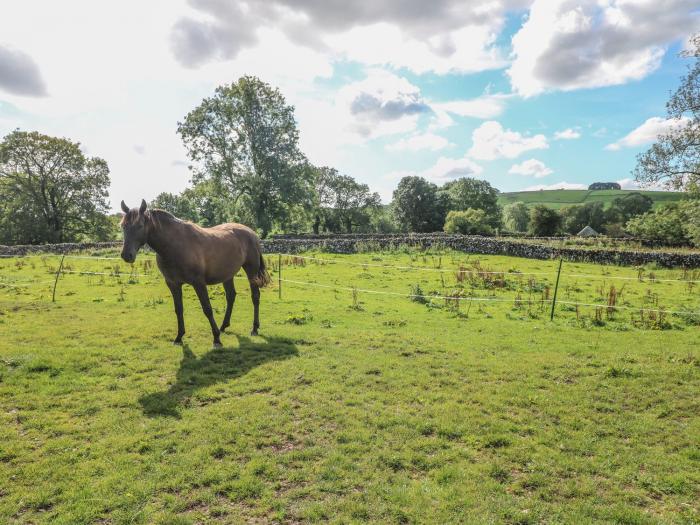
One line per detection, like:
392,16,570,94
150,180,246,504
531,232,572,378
250,330,259,336
173,340,183,345
213,341,223,348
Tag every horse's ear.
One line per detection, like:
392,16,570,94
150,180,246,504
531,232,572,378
120,200,129,214
139,199,147,214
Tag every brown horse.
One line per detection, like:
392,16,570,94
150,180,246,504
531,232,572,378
120,199,270,347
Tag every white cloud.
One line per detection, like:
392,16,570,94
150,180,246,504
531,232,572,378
385,156,483,185
430,93,508,127
386,132,451,152
616,177,668,191
508,0,699,96
336,69,429,139
616,178,638,190
468,120,548,160
172,1,519,75
508,158,552,178
605,116,690,150
554,128,580,140
422,156,483,181
524,181,587,190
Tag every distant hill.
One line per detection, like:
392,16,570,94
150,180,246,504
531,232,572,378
497,189,685,210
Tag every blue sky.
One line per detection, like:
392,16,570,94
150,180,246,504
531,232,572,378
0,0,698,207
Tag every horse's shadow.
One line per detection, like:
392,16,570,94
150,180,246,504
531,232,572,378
139,335,298,418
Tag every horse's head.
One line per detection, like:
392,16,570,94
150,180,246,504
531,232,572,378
120,199,149,263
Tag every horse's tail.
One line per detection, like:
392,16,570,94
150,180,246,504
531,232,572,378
251,252,271,288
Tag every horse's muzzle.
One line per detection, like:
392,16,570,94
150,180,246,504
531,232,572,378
121,251,136,264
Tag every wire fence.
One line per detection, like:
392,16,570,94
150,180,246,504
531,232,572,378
1,251,699,321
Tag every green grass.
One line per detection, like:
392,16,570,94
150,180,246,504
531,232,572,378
498,189,686,210
0,249,699,524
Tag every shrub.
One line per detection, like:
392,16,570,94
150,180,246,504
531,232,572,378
443,209,494,235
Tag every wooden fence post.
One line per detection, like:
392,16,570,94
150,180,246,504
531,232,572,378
278,253,282,300
52,254,66,303
550,258,563,321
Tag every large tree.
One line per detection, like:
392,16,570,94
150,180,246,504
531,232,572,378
177,76,312,237
312,166,380,233
392,176,449,233
635,35,700,190
441,177,501,228
0,130,111,244
604,192,654,227
529,205,562,236
560,202,606,234
502,202,530,232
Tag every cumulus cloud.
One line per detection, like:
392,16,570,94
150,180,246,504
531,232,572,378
429,93,509,130
422,156,483,181
508,158,552,178
385,156,483,184
508,0,700,96
0,45,47,97
468,120,548,160
386,132,451,152
337,70,430,138
554,128,580,140
170,0,525,73
605,116,691,150
524,181,587,190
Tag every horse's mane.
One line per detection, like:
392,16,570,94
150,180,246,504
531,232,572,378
148,208,184,228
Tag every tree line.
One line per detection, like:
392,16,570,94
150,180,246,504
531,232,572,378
1,34,699,246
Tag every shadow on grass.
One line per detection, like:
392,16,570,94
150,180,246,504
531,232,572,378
139,335,298,418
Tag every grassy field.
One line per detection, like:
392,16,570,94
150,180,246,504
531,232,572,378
1,249,699,524
498,189,685,210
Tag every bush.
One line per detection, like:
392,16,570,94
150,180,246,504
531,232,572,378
443,209,494,235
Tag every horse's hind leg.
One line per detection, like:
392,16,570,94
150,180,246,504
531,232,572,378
249,280,260,336
192,282,222,347
220,279,236,333
167,281,185,344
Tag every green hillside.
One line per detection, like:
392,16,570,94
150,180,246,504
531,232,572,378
498,189,685,210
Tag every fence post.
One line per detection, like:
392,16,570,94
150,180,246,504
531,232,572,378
550,258,563,321
278,253,282,300
52,254,66,303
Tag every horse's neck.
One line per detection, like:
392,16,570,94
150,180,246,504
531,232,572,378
146,213,185,259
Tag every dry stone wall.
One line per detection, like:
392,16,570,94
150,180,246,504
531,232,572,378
2,234,699,268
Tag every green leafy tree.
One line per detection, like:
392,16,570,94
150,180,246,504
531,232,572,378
177,76,312,237
392,176,449,232
0,130,111,244
311,166,380,233
441,177,501,228
635,34,700,190
560,202,606,234
605,193,654,225
369,205,398,233
626,203,692,245
633,34,700,245
502,202,530,232
529,205,562,236
443,209,494,235
151,191,199,222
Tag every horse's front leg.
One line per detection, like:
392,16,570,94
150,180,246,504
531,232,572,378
192,282,222,347
167,281,185,344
